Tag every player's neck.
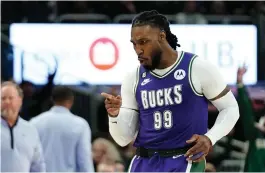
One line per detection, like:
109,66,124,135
157,48,178,69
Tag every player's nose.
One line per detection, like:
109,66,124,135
135,48,143,56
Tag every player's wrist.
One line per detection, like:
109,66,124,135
108,114,118,118
108,115,119,122
108,110,119,118
203,135,213,146
204,133,216,146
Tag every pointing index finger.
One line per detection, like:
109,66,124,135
101,92,114,100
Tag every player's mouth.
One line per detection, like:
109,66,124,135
138,57,147,64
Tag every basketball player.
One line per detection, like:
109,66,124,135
101,10,239,172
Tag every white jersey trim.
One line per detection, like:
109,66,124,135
150,51,184,78
188,55,203,97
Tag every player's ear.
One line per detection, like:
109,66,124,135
159,30,166,42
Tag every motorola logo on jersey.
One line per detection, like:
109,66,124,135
141,84,183,109
174,69,186,80
89,37,119,70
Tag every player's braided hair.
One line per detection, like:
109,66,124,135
132,10,181,50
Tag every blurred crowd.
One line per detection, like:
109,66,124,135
1,1,265,24
1,1,265,172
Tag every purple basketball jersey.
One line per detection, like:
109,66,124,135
134,51,208,149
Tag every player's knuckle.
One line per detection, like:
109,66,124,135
195,149,201,154
203,142,208,147
190,149,195,153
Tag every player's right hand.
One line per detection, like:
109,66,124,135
101,92,122,117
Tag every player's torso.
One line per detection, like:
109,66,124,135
134,51,208,149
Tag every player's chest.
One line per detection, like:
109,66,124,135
136,76,191,110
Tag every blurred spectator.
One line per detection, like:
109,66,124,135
20,81,36,120
250,1,265,16
210,1,227,15
20,64,57,121
98,1,137,19
97,161,125,172
120,140,136,170
233,4,247,15
24,1,51,22
30,86,94,172
120,1,137,14
1,81,45,172
20,81,35,98
115,161,126,172
92,137,124,171
144,1,183,15
175,0,207,24
96,100,109,134
1,1,25,24
237,66,265,172
123,140,136,160
205,162,217,172
72,1,95,13
57,1,96,15
206,127,246,170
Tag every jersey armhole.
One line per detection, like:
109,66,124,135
188,55,204,97
133,66,140,96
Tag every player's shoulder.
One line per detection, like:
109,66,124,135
188,54,217,71
126,65,140,76
122,65,140,83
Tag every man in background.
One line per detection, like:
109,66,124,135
1,81,46,172
30,86,94,172
237,66,265,172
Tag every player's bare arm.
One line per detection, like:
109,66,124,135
185,58,239,162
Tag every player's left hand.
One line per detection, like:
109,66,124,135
184,134,212,162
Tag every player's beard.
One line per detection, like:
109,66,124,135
143,49,162,71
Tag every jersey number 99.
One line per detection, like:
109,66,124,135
153,110,173,130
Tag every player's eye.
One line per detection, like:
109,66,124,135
139,40,147,45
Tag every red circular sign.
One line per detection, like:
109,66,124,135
89,38,119,70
